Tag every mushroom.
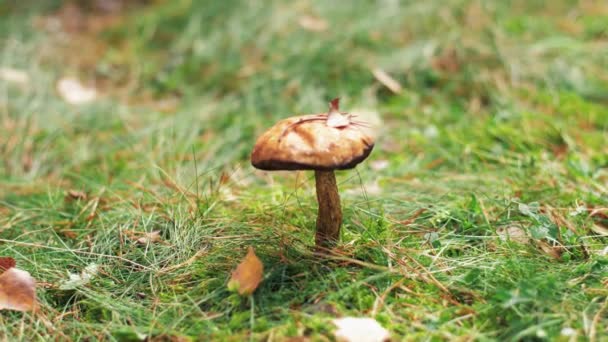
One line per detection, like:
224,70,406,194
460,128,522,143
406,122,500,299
251,98,375,248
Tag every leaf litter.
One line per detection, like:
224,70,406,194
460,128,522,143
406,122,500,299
0,256,37,312
227,247,264,296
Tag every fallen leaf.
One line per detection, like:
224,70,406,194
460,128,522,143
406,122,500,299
123,230,163,245
372,68,402,94
66,189,87,201
227,247,263,296
136,230,162,245
333,317,391,342
298,15,328,32
0,257,16,272
0,67,29,86
58,228,78,239
56,77,97,105
536,241,563,260
0,268,37,312
59,263,99,290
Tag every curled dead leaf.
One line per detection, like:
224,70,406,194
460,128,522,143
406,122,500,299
333,317,391,342
0,268,37,312
227,247,263,296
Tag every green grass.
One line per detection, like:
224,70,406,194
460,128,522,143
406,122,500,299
1,0,607,340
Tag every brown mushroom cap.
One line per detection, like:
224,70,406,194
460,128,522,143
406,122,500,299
251,114,375,171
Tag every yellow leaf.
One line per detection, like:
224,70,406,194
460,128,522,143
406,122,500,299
0,268,37,312
227,247,263,296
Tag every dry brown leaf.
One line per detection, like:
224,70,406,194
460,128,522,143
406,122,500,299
136,231,162,245
123,230,163,245
227,247,263,296
0,257,16,273
59,229,78,239
371,68,402,94
298,15,328,32
0,268,37,312
66,189,87,201
333,317,391,342
56,77,97,105
536,241,563,260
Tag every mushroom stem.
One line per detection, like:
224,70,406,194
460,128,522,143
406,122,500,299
314,170,342,247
